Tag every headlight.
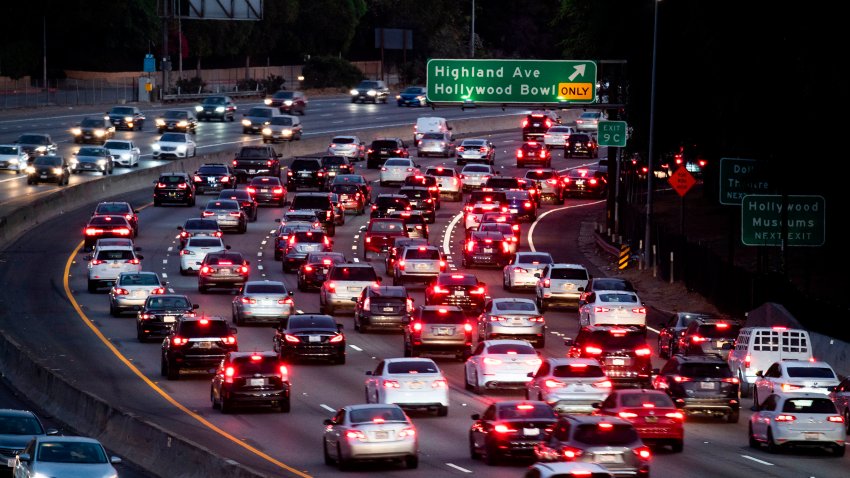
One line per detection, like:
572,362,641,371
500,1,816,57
152,144,161,150
242,119,251,126
94,129,105,137
25,166,35,174
264,98,272,105
417,95,425,100
8,158,19,164
71,128,82,135
396,95,401,99
215,106,225,113
262,127,272,135
69,160,78,167
121,153,131,160
350,89,359,96
96,159,107,165
367,90,377,96
284,100,293,106
124,116,133,122
53,167,63,175
155,119,165,126
177,120,187,127
282,129,292,136
195,105,203,112
177,145,187,152
35,146,47,152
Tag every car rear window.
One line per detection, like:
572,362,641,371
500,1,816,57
372,140,399,149
95,250,134,261
422,133,444,140
485,178,520,188
293,231,326,243
598,292,639,303
219,190,250,200
198,165,228,174
160,175,188,185
586,331,646,348
179,320,230,337
438,274,478,286
238,147,273,159
250,177,282,186
387,361,439,374
332,137,355,144
516,254,553,265
289,315,336,329
370,220,405,233
290,195,330,210
187,238,222,248
34,156,62,166
620,392,674,408
89,216,129,226
384,158,410,166
463,165,491,173
331,184,359,194
117,274,158,285
695,323,741,338
400,189,428,199
185,219,218,230
679,363,733,378
95,203,131,214
244,283,287,294
487,343,537,355
479,224,513,235
420,309,466,324
290,159,321,170
146,296,191,309
552,364,606,378
322,156,347,166
782,398,837,414
592,279,635,291
403,248,440,260
786,367,836,379
494,301,537,312
328,266,377,281
306,253,344,264
206,200,239,211
350,407,406,423
231,356,280,374
550,268,589,280
425,168,454,177
368,287,408,298
526,170,556,180
497,403,557,420
574,424,639,446
571,134,591,142
469,191,508,203
206,254,244,265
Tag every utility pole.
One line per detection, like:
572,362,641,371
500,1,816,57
469,0,476,58
644,0,660,266
42,15,47,93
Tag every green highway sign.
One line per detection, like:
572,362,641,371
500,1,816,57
426,59,597,105
719,158,771,205
598,121,627,147
741,195,825,247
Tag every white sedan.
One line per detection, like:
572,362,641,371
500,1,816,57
749,391,845,456
379,158,420,186
364,357,449,416
179,236,226,275
463,339,542,394
578,290,646,327
152,132,197,159
752,360,840,408
503,251,554,291
459,163,496,191
103,139,141,167
322,403,419,470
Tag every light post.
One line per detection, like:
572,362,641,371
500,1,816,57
644,0,660,266
470,0,475,58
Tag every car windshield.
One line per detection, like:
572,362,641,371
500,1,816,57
620,392,674,408
80,118,103,127
248,108,274,117
332,137,355,144
288,315,336,329
103,141,129,150
37,442,108,464
328,266,377,281
497,403,556,420
494,301,537,312
110,107,134,115
159,133,186,142
387,361,439,374
180,320,230,337
786,367,836,378
146,296,192,310
598,292,639,303
118,274,159,286
290,195,329,209
203,97,227,105
487,343,536,355
370,220,405,233
187,238,223,248
404,248,440,260
274,91,294,99
184,219,218,230
0,146,18,154
0,415,44,435
349,407,407,424
77,147,107,156
34,156,62,166
679,363,733,378
574,424,639,446
270,116,294,125
782,398,837,414
245,283,287,294
18,135,50,145
516,254,553,265
357,81,380,89
550,268,589,280
552,364,606,378
402,87,423,94
164,110,188,119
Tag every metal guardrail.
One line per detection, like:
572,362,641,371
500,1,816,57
161,89,266,103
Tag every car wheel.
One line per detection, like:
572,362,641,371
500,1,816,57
405,455,418,469
464,367,473,391
336,444,351,471
537,297,548,313
220,397,231,414
739,372,751,397
279,398,291,413
87,280,98,293
436,405,448,417
327,225,335,237
671,439,684,453
472,370,483,395
239,222,247,234
233,312,244,326
834,445,846,457
502,274,509,291
727,409,740,423
325,304,335,316
403,343,412,357
109,303,120,317
469,434,480,460
198,285,208,294
323,439,335,465
748,423,759,448
767,428,781,454
137,328,148,343
484,443,500,466
166,360,180,380
535,337,546,348
845,411,850,435
752,389,760,411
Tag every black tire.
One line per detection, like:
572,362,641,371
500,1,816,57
153,198,161,207
109,303,120,317
211,389,220,409
833,445,846,457
336,444,351,471
137,328,148,343
279,398,291,413
535,337,546,348
198,285,208,294
327,225,335,237
160,358,168,376
166,360,179,380
748,423,759,448
436,405,448,417
727,409,740,423
87,280,98,293
469,434,480,460
405,455,418,469
220,397,232,414
323,439,334,465
671,439,684,453
484,443,500,466
767,428,780,454
752,389,760,411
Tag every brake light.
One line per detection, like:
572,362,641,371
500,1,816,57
279,297,294,305
398,260,405,270
593,379,612,388
665,411,685,420
112,288,129,295
634,347,652,357
828,415,845,423
90,259,105,265
521,119,529,128
127,258,140,265
463,322,473,333
543,278,550,288
439,260,446,271
241,297,256,304
561,446,583,460
516,150,524,158
584,345,603,355
156,182,167,188
618,411,638,419
383,379,400,389
345,430,367,441
594,306,610,313
744,354,751,369
544,379,565,389
691,335,707,343
284,334,300,343
232,159,238,167
431,378,447,388
221,176,230,183
172,336,189,346
466,240,475,252
326,281,336,291
672,376,692,383
722,377,739,384
775,414,796,422
632,306,647,314
398,427,416,438
240,265,249,274
224,366,235,383
279,365,288,379
202,211,215,217
411,321,423,332
151,287,166,295
432,285,448,294
539,150,547,158
193,175,202,182
329,333,344,343
272,186,284,194
634,446,652,460
303,265,313,272
781,383,803,392
470,286,486,295
200,266,210,274
483,357,502,365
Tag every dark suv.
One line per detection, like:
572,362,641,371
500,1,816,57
370,194,411,218
287,157,326,191
210,351,291,413
160,315,238,380
652,354,740,422
656,311,720,358
521,111,559,141
677,318,743,359
462,231,512,268
565,133,599,159
193,163,236,194
320,155,354,178
424,272,488,315
196,95,237,122
367,138,409,169
289,192,336,236
404,305,473,361
231,145,282,182
155,109,197,134
153,172,195,207
353,285,413,333
136,293,199,342
565,325,653,388
398,186,436,223
198,251,251,293
351,80,390,104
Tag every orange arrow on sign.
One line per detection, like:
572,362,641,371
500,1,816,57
668,166,696,197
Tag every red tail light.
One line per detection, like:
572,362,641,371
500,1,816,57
594,306,611,313
827,415,844,423
618,411,638,419
222,336,237,345
543,278,550,288
172,336,189,346
156,182,167,188
463,323,473,333
665,411,685,420
521,119,528,128
326,281,336,291
229,211,241,217
561,446,583,461
224,366,235,383
691,335,707,343
112,288,129,295
177,183,188,189
470,286,486,295
128,258,140,265
632,306,646,314
516,150,524,158
151,287,166,295
284,334,300,343
411,321,423,332
593,379,613,388
634,346,652,357
439,260,446,271
383,379,400,389
494,424,517,434
242,297,256,304
90,259,105,265
202,211,215,217
193,175,202,182
398,260,405,270
221,176,230,183
116,228,131,236
273,187,284,194
466,240,475,252
544,379,565,389
432,285,448,294
246,186,256,194
634,446,652,460
775,414,796,422
231,159,238,167
585,345,603,355
329,333,344,343
200,266,211,275
744,354,752,369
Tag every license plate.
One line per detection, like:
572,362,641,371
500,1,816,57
511,318,524,325
562,283,574,290
576,179,585,185
208,177,215,183
348,286,361,292
248,378,265,386
597,454,621,464
309,335,321,343
434,327,454,335
329,172,336,176
260,188,269,193
386,208,396,214
132,290,146,297
409,381,423,389
415,263,429,270
483,248,493,253
164,316,176,322
249,169,257,174
522,427,540,436
220,268,231,274
41,174,48,178
612,358,625,366
197,341,213,349
510,208,518,213
383,307,394,312
454,290,465,296
805,432,819,440
375,431,388,440
644,416,658,423
700,381,716,390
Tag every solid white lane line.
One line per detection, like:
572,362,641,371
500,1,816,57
442,212,464,256
741,455,774,466
446,463,472,473
527,200,604,252
320,404,336,412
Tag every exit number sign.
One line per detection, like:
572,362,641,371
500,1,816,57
598,121,627,147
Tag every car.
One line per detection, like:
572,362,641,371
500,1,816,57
478,297,545,347
24,154,70,186
464,339,543,394
152,132,197,158
11,435,121,478
15,133,57,158
455,138,495,165
322,403,419,470
263,89,307,115
327,135,366,161
534,415,651,478
210,351,291,413
177,217,221,248
70,146,114,175
503,251,554,291
524,462,615,478
261,114,303,142
272,216,322,260
578,277,638,308
463,200,506,231
350,79,391,103
565,133,599,158
246,176,287,207
676,318,743,358
93,201,138,236
297,251,346,291
232,280,294,325
594,388,684,452
153,172,196,207
748,392,846,456
82,215,133,250
459,163,497,191
657,311,718,358
179,236,226,275
578,290,646,328
273,314,346,364
155,109,198,134
108,271,164,316
0,410,58,476
363,216,409,260
401,174,441,207
367,137,409,169
330,182,366,215
393,244,445,286
462,230,512,269
652,354,741,422
536,263,590,312
71,116,115,144
352,285,414,333
0,144,30,173
328,193,348,223
370,194,412,220
663,142,709,179
201,199,248,233
501,189,538,222
396,86,428,106
468,400,558,465
386,212,431,241
525,168,565,204
218,189,259,222
425,272,488,315
563,167,608,198
516,140,552,168
136,293,198,342
331,174,372,203
565,325,653,388
384,237,429,275
320,263,380,315
320,155,354,179
829,377,850,433
288,191,336,236
282,229,332,273
103,139,141,167
477,221,520,254
106,105,146,130
286,157,326,192
379,158,420,186
543,125,578,149
522,111,560,141
231,145,282,182
160,315,238,380
752,360,841,409
195,95,237,121
403,305,473,361
197,250,251,293
575,111,606,131
423,165,462,201
193,163,236,194
482,175,525,193
526,357,613,415
397,185,435,222
596,158,610,177
365,357,448,415
416,132,454,158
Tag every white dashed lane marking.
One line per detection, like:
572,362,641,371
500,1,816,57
320,404,336,412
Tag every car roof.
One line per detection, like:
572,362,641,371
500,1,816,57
420,305,463,311
491,297,536,305
244,279,286,286
0,409,39,418
482,338,537,347
550,263,588,269
772,391,837,400
562,414,631,426
228,350,278,360
543,357,601,367
777,360,833,368
669,354,728,364
94,238,134,248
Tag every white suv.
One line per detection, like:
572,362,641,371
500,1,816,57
424,166,462,201
86,238,143,293
535,263,590,312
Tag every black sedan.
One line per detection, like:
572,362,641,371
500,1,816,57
469,400,558,465
296,252,346,291
136,294,199,342
562,168,607,198
26,154,70,185
273,314,346,364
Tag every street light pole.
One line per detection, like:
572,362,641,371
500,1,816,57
644,0,660,266
470,0,475,58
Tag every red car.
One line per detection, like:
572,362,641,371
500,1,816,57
594,388,684,453
362,218,409,260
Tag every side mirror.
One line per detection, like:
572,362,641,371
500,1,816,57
83,255,92,261
365,371,373,376
288,290,294,296
534,273,541,278
563,337,574,347
591,402,601,409
193,304,200,309
229,327,238,335
46,428,60,436
577,286,585,292
527,372,534,378
337,323,344,330
136,255,144,261
133,209,140,214
245,260,250,265
17,453,31,462
275,218,282,223
110,457,122,465
351,297,359,302
323,419,334,426
471,413,481,420
225,245,232,250
755,370,764,377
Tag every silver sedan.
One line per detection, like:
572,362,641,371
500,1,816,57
232,280,295,325
477,298,546,348
503,251,554,291
322,403,419,470
108,271,166,317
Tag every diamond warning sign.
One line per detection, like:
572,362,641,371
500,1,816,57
668,167,696,197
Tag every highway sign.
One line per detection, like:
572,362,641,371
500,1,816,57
719,158,771,205
741,195,825,246
668,166,696,197
598,121,627,147
426,59,597,105
143,54,156,73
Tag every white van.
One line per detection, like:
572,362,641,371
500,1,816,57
727,326,813,397
413,117,451,147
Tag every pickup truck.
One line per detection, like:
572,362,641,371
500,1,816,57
231,145,281,183
362,218,408,260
